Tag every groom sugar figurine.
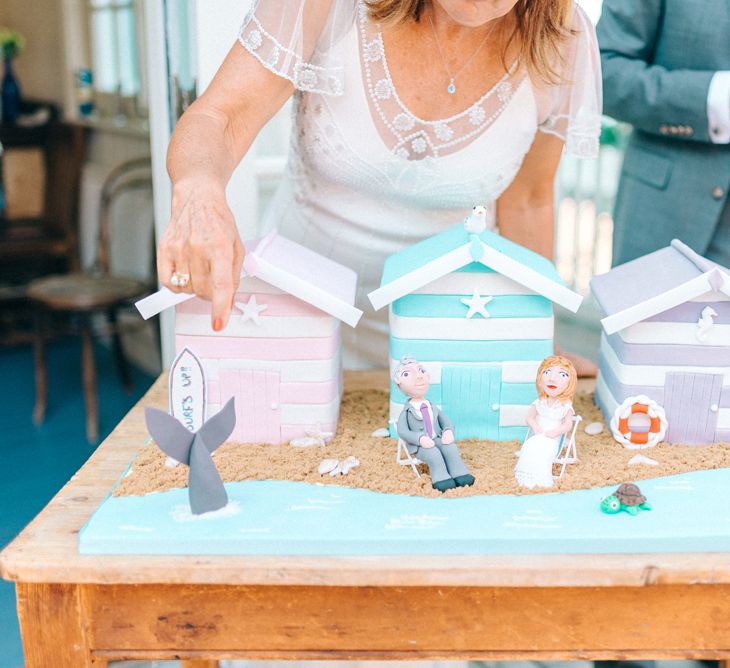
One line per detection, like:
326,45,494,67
394,356,474,493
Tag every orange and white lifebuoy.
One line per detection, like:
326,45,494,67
610,394,668,449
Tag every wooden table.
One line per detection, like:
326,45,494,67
3,371,730,668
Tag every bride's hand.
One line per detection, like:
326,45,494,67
158,177,245,331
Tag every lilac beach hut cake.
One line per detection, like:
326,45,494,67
137,230,362,444
591,239,730,445
368,213,583,441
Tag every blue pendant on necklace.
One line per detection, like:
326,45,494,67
447,80,456,95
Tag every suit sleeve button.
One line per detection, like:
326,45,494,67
712,186,725,200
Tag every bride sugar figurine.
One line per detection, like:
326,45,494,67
515,355,577,489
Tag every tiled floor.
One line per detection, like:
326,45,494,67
0,337,155,667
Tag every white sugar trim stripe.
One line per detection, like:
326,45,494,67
600,272,716,335
252,256,362,328
690,291,730,303
499,404,530,428
595,373,619,417
135,275,286,320
719,409,730,430
387,359,540,384
175,313,338,338
390,314,554,341
601,334,730,387
369,245,474,310
501,360,542,383
618,320,730,346
236,276,285,294
412,272,537,296
136,287,192,320
478,245,583,313
204,351,341,383
388,401,530,428
280,398,340,425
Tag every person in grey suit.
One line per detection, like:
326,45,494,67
597,0,730,267
394,356,474,493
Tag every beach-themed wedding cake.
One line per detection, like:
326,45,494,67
79,211,730,557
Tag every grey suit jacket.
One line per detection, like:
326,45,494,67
597,0,730,265
397,401,454,454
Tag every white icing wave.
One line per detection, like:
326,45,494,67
170,500,242,523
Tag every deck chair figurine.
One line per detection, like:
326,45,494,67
554,414,582,480
391,419,423,478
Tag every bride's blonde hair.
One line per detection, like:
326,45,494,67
536,355,577,402
365,0,574,83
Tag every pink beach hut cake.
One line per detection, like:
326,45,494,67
591,239,730,445
137,230,363,444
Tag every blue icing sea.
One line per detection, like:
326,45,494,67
79,469,730,555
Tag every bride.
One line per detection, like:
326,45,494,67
515,355,578,489
158,0,601,369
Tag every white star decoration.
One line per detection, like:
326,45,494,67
234,295,268,325
460,291,493,319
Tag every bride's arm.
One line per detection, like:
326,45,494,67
524,404,542,435
159,44,294,330
495,132,565,259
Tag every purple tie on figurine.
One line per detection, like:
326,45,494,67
145,398,235,514
420,404,433,438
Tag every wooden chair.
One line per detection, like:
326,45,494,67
0,112,86,343
27,157,153,442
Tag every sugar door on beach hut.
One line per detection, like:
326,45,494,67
591,239,730,445
137,230,363,444
368,214,583,441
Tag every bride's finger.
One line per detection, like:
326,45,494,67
157,245,177,292
210,249,235,332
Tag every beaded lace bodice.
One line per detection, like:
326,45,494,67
238,0,601,367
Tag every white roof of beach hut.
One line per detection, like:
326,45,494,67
136,230,363,327
591,239,730,335
368,224,583,313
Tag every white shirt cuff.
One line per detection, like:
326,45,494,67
708,71,730,144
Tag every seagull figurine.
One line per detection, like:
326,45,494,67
145,398,236,515
463,205,488,234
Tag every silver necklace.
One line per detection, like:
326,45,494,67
427,13,497,95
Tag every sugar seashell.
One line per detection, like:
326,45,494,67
584,421,604,436
371,427,390,438
340,456,360,474
628,454,659,467
318,458,340,475
329,461,346,476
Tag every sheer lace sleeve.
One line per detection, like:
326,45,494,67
238,0,357,96
536,3,603,158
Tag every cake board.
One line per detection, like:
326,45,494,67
5,373,730,667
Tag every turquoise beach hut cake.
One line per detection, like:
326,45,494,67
368,208,583,441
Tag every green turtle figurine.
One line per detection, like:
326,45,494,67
601,483,652,516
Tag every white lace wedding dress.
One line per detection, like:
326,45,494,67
515,398,575,488
238,0,601,367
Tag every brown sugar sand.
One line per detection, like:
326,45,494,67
115,388,730,499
